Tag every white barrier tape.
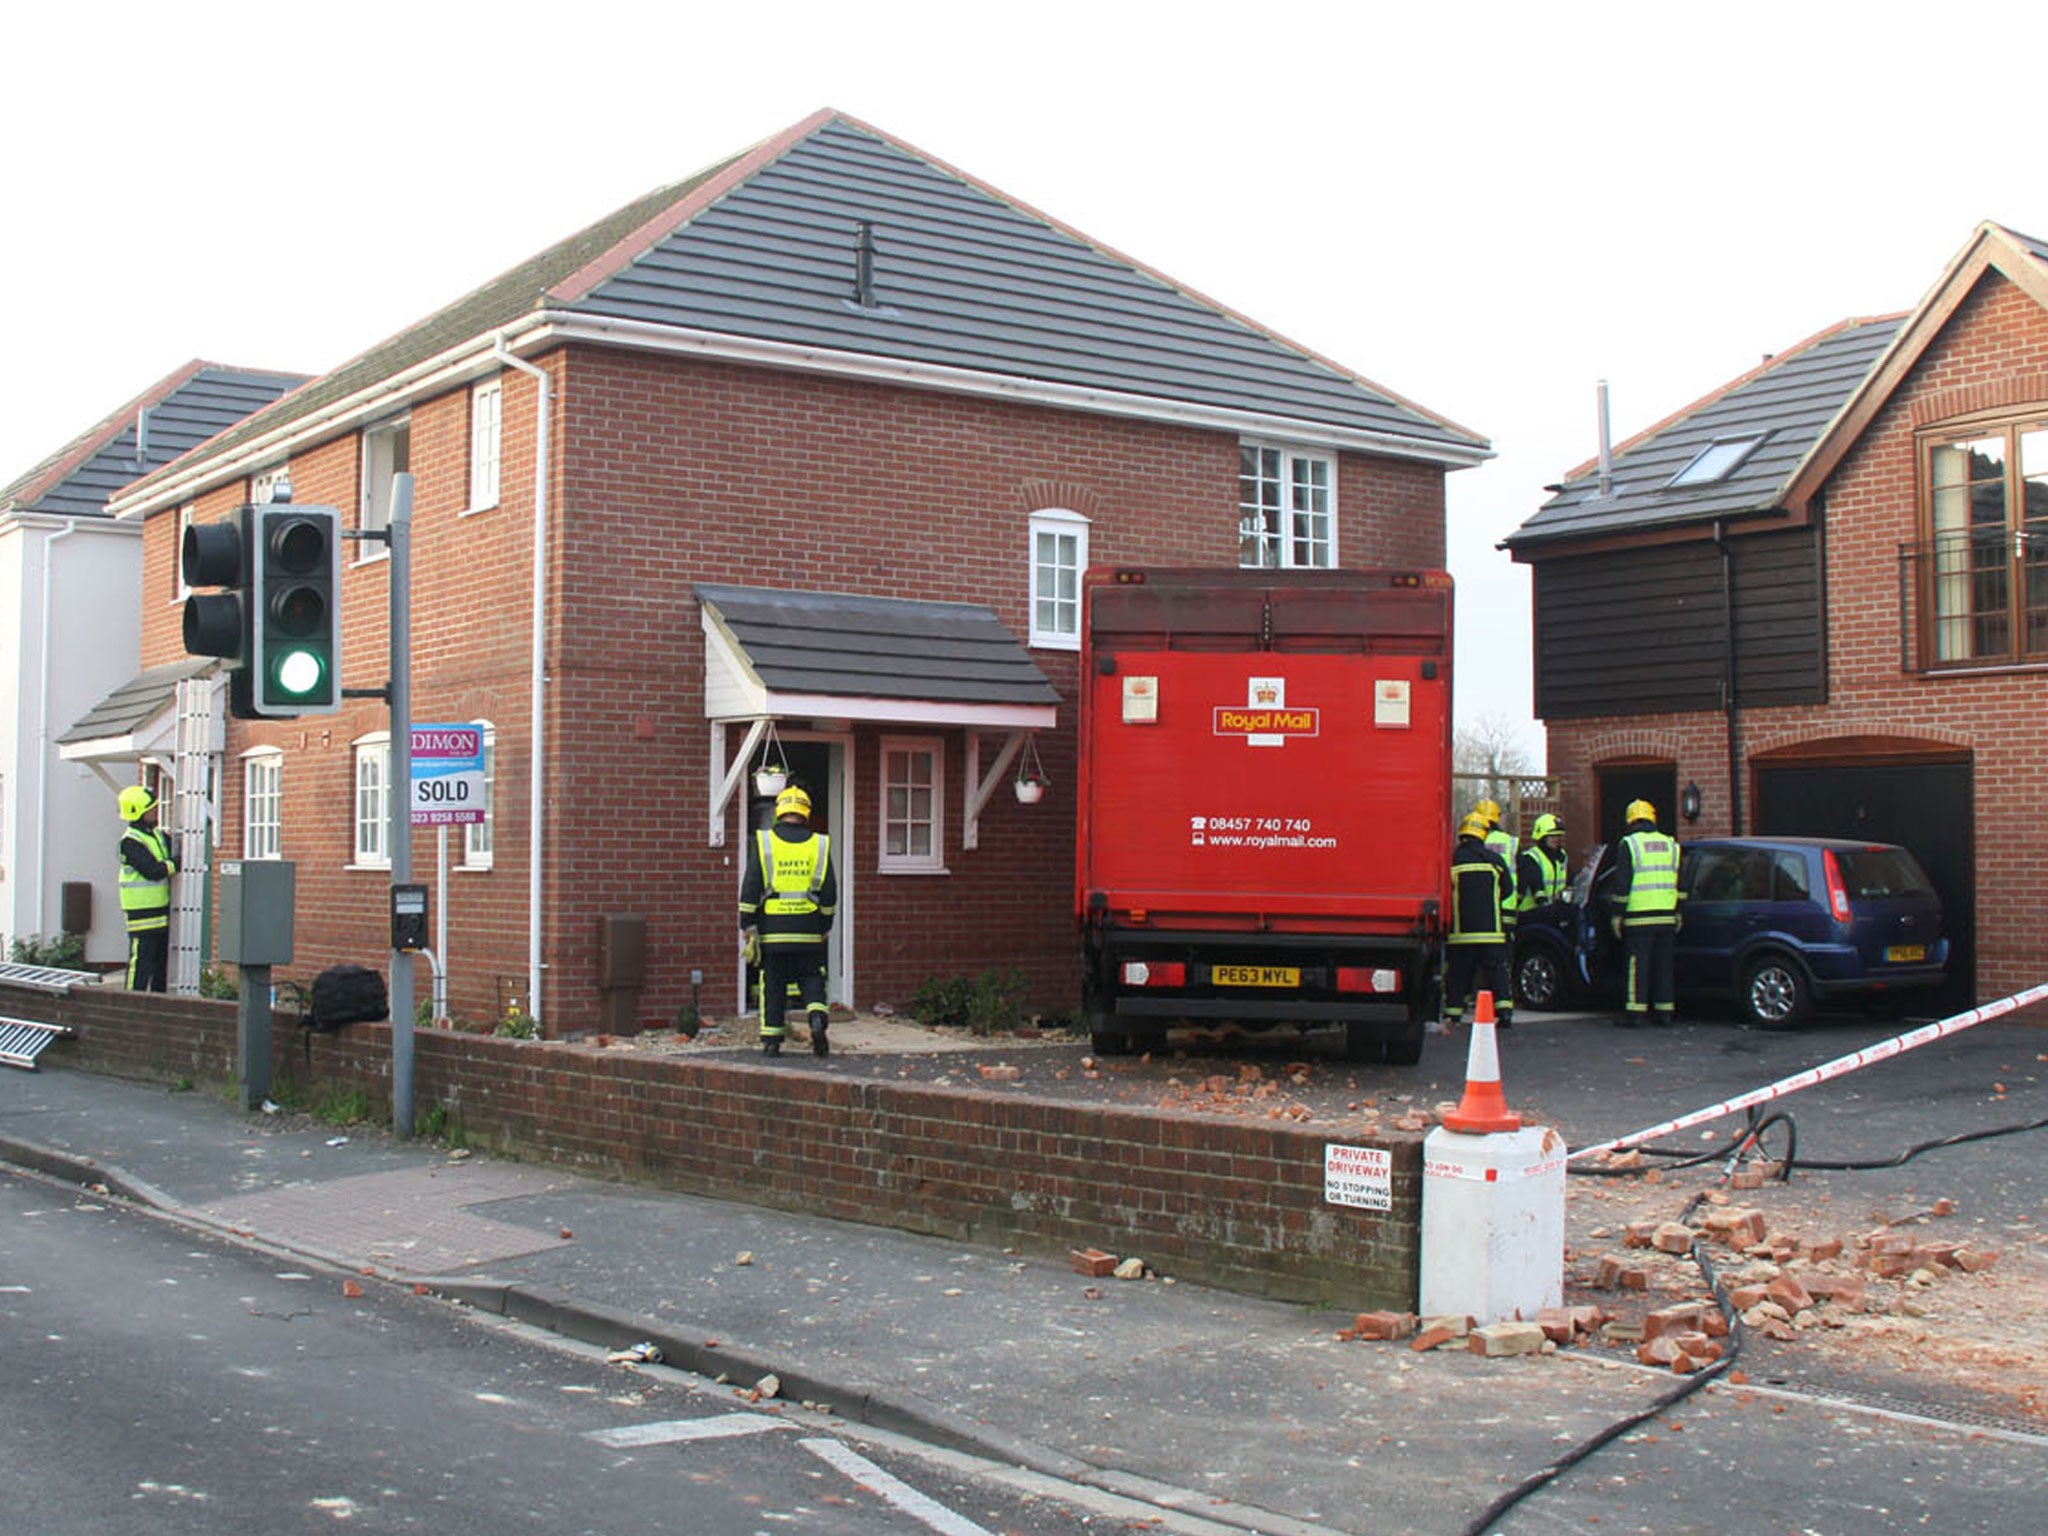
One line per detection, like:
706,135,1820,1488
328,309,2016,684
1567,982,2048,1163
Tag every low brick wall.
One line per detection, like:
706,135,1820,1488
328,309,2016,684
8,983,1420,1310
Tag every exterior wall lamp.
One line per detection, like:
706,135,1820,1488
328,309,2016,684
1681,781,1703,823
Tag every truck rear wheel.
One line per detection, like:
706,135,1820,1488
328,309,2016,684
1382,1015,1425,1066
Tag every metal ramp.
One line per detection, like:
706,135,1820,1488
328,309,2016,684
0,963,93,1071
0,1017,74,1070
0,962,97,993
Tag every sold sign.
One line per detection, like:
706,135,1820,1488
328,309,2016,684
411,723,485,826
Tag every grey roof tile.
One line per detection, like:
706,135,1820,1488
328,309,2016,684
2,363,307,517
1506,316,1902,550
59,657,214,744
695,583,1058,707
137,113,1484,499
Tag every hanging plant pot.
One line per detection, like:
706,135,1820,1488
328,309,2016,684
754,766,789,797
1014,777,1047,805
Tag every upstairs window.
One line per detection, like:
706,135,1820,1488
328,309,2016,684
1239,444,1335,568
359,418,410,560
462,722,495,869
1918,419,2048,666
1028,508,1088,648
468,380,502,513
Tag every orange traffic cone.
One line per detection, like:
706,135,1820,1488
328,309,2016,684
1441,990,1522,1134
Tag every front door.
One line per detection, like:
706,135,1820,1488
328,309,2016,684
742,736,848,1011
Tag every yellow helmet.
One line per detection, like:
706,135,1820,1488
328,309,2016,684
1457,812,1490,840
774,785,812,821
1531,813,1563,841
118,785,157,822
1473,799,1502,825
1625,799,1657,825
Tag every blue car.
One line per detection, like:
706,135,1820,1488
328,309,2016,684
1511,836,1949,1029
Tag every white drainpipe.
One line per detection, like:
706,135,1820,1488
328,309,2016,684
492,336,551,1023
34,519,80,938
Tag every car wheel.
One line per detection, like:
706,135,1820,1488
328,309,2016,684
1090,1027,1133,1056
1741,955,1811,1030
1382,1015,1425,1067
1514,946,1564,1011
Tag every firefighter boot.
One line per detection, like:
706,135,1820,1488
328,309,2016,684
761,1034,782,1057
809,1010,830,1057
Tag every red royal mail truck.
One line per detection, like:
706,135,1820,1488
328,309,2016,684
1075,567,1453,1064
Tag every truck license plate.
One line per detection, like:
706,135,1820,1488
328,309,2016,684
1213,965,1299,987
1885,944,1925,963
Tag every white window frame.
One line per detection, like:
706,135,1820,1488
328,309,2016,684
352,731,391,868
877,734,946,874
242,748,282,860
1028,507,1089,649
461,721,495,869
467,379,502,514
1238,441,1337,569
358,418,409,562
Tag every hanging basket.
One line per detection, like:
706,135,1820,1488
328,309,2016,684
752,718,788,797
1012,734,1050,805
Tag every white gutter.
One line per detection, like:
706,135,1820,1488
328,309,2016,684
33,519,80,934
492,336,551,1025
108,306,1490,524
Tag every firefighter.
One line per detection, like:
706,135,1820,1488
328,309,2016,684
1602,798,1683,1027
1473,799,1521,933
1514,813,1570,919
116,784,176,993
738,785,838,1057
1444,811,1514,1029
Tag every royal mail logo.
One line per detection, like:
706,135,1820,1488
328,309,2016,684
1215,677,1318,740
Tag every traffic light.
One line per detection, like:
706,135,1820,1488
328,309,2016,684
181,506,256,719
250,504,341,717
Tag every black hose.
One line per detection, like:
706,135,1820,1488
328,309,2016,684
1459,1192,1744,1536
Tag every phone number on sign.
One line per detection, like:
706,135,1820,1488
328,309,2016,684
1195,816,1314,833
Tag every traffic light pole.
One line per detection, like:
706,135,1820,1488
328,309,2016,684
387,475,417,1138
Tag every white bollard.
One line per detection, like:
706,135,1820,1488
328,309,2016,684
1419,1123,1567,1322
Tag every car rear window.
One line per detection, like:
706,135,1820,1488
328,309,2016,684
1834,847,1933,900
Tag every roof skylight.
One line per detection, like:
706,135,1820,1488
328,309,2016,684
1667,434,1766,487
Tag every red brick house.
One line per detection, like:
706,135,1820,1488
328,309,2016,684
1506,221,2048,1007
103,110,1487,1031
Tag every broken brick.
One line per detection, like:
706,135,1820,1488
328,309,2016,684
1804,1273,1867,1310
1644,1302,1707,1339
1354,1311,1417,1341
1535,1308,1576,1345
1652,1222,1697,1255
1636,1336,1681,1367
1409,1324,1457,1352
1623,1220,1662,1249
1469,1321,1547,1358
1765,1276,1814,1313
1069,1248,1116,1278
1952,1247,1999,1274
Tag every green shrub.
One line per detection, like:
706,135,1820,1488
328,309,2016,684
494,1006,539,1039
910,968,1028,1035
198,967,240,1000
10,932,85,968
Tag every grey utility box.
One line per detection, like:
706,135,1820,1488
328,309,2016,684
218,860,295,966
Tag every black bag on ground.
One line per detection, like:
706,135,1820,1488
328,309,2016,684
308,964,388,1032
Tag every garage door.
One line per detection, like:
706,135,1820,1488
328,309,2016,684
1753,760,1973,1008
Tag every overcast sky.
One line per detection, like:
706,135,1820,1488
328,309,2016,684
7,2,2046,760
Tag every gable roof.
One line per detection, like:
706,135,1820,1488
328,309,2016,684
1504,315,1903,553
116,111,1486,515
1780,221,2048,516
1,361,307,518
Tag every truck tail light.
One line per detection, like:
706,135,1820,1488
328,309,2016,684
1822,849,1853,923
1121,961,1185,987
1336,967,1402,995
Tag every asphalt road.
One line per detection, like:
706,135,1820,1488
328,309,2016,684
0,1172,1112,1536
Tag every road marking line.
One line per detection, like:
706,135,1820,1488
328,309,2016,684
801,1437,995,1536
588,1413,785,1447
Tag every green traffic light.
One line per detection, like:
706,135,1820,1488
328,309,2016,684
274,648,326,698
